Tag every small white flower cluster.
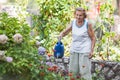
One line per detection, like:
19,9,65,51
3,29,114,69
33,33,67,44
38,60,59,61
0,51,13,63
38,46,46,55
0,33,23,44
0,34,8,44
5,57,13,62
36,41,41,47
36,40,46,55
13,33,23,43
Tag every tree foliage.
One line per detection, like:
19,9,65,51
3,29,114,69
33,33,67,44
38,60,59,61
32,0,88,54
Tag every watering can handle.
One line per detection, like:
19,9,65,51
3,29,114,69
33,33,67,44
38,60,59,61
57,35,62,41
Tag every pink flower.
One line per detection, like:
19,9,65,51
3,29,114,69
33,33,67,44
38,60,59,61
5,57,13,62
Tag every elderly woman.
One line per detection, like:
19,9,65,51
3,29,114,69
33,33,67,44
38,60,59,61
59,7,96,80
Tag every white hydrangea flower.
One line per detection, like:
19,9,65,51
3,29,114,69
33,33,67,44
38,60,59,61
5,57,13,62
0,34,8,44
13,33,23,43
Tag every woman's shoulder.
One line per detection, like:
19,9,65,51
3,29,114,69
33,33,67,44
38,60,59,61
69,19,76,26
86,19,93,25
85,19,93,29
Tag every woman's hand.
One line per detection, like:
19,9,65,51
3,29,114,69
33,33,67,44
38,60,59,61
89,52,93,59
57,34,62,41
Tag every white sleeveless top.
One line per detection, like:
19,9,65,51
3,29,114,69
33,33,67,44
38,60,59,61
70,19,91,53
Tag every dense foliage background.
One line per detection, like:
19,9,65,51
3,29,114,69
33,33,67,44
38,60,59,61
31,0,119,61
0,0,120,80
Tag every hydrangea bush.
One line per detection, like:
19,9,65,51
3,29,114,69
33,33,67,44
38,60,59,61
0,12,40,79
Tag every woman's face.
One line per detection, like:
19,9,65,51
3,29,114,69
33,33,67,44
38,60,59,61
75,11,84,22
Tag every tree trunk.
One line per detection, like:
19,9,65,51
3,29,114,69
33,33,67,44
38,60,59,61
117,0,120,16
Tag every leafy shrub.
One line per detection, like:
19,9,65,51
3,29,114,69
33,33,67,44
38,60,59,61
0,12,40,79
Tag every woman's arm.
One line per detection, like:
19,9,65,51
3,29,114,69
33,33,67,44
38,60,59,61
88,23,96,58
59,23,72,38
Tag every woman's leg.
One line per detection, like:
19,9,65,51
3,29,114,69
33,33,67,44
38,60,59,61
69,52,79,75
79,53,92,80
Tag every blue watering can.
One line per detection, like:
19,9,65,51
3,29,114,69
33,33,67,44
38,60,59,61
54,40,64,58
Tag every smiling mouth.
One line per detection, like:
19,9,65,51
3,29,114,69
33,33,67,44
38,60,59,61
78,18,82,20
